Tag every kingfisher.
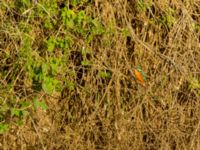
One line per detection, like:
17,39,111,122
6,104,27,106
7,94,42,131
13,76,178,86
134,66,147,86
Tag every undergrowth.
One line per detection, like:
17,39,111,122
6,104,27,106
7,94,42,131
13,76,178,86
0,0,200,149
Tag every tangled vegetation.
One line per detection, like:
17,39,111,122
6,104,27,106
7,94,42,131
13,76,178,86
0,0,200,149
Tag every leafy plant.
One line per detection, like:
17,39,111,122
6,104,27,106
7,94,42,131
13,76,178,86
61,8,76,29
160,8,175,27
11,108,27,117
42,76,59,94
65,80,75,91
135,0,152,13
100,71,112,79
33,98,48,111
0,123,9,134
189,77,200,90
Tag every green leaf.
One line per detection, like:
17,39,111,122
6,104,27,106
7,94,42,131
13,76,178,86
33,98,48,110
76,10,86,24
81,47,91,56
50,58,59,75
42,81,54,94
91,19,105,35
44,19,53,29
65,80,75,91
100,71,111,78
42,63,49,75
189,78,200,90
0,123,9,134
20,101,30,108
121,28,130,37
42,77,58,94
136,0,146,12
61,8,76,28
81,60,90,66
11,108,24,117
47,38,56,52
0,104,9,112
67,20,74,28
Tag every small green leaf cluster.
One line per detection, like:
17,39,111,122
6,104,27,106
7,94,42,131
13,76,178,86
0,0,107,134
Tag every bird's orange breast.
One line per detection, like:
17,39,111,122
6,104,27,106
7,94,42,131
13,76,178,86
134,69,145,85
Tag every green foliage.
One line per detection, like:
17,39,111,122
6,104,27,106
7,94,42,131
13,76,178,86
47,38,56,52
33,98,48,110
136,0,146,12
81,60,90,66
160,8,176,27
121,28,130,37
42,76,59,94
0,97,31,133
46,36,74,53
0,123,9,134
135,0,153,13
191,23,199,31
0,103,9,121
14,0,32,13
61,4,105,38
11,108,27,117
11,101,30,118
65,80,75,91
189,77,200,90
100,71,112,79
90,18,105,35
0,0,103,136
61,8,76,29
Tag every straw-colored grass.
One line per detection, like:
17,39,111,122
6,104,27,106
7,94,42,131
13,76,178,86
0,0,200,149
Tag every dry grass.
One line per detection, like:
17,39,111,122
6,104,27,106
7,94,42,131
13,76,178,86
0,0,200,149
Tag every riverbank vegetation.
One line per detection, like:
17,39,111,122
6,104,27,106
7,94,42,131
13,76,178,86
0,0,200,149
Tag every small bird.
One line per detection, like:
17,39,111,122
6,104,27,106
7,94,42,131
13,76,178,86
134,66,147,86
